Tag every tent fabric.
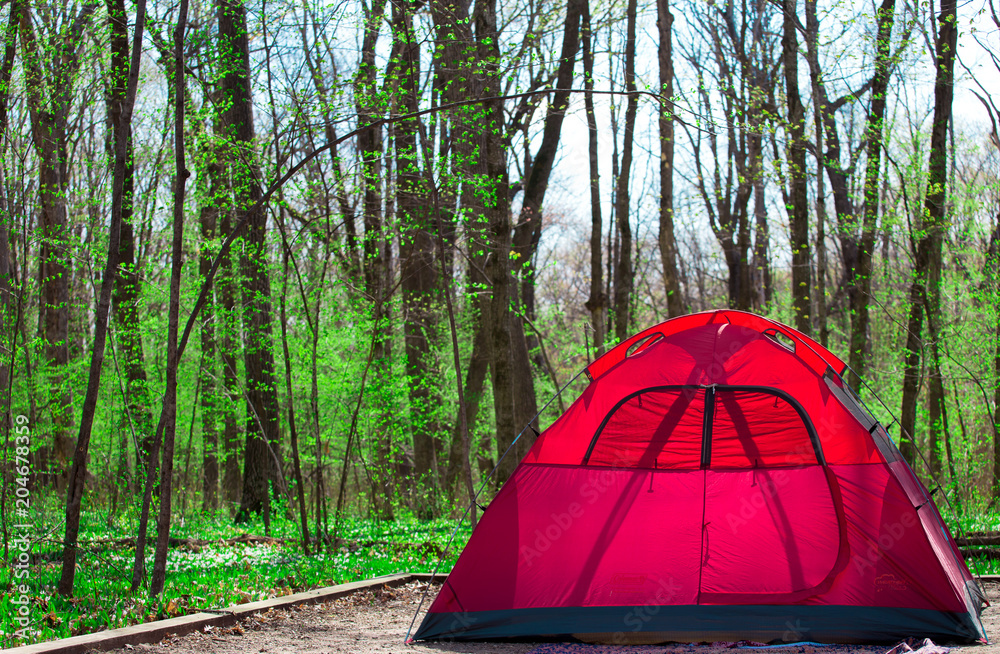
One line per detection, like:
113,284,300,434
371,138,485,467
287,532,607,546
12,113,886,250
413,310,986,644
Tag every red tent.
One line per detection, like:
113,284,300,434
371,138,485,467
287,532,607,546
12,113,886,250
414,310,986,644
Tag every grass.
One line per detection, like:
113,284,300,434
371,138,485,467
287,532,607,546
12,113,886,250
0,507,471,648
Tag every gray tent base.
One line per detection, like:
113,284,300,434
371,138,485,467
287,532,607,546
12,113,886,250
415,604,986,644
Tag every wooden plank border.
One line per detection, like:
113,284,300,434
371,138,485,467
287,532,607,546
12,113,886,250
6,572,446,654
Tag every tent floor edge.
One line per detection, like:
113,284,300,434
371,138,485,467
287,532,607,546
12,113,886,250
413,604,985,644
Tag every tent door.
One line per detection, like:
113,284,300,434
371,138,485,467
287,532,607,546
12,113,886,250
698,466,842,601
697,388,842,602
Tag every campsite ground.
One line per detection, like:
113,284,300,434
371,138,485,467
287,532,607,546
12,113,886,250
124,580,534,654
118,580,1000,654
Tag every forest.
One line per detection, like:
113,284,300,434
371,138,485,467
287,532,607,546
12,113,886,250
0,0,999,643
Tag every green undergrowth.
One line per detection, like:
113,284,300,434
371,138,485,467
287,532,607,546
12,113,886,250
941,506,1000,576
0,511,470,648
966,559,1000,575
944,506,1000,536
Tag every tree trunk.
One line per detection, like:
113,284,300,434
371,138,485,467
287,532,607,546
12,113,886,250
19,4,97,489
151,0,187,596
608,125,618,339
0,0,19,443
277,229,309,552
582,0,605,353
718,203,753,312
511,0,582,311
219,0,283,521
897,0,955,470
803,0,861,344
430,0,485,498
38,137,74,486
58,0,141,597
751,167,771,311
899,282,923,465
107,2,153,480
113,179,153,478
109,0,153,478
782,0,811,334
475,0,517,485
926,334,944,479
921,0,957,478
613,0,638,341
511,286,539,455
657,0,684,317
444,305,489,493
260,11,322,545
847,0,896,388
392,0,441,504
988,224,1000,500
199,156,220,511
505,0,582,446
686,3,763,315
995,251,1000,499
424,130,478,528
356,0,392,519
812,63,830,347
219,209,242,505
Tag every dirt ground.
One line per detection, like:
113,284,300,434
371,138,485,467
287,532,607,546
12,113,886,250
117,581,1000,654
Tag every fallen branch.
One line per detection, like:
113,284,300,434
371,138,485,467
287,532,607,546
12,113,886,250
90,533,290,551
955,531,1000,548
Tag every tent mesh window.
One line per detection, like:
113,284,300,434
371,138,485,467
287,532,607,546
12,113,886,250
585,385,822,469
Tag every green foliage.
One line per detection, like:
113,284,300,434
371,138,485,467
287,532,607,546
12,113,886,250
944,507,1000,575
0,509,468,647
